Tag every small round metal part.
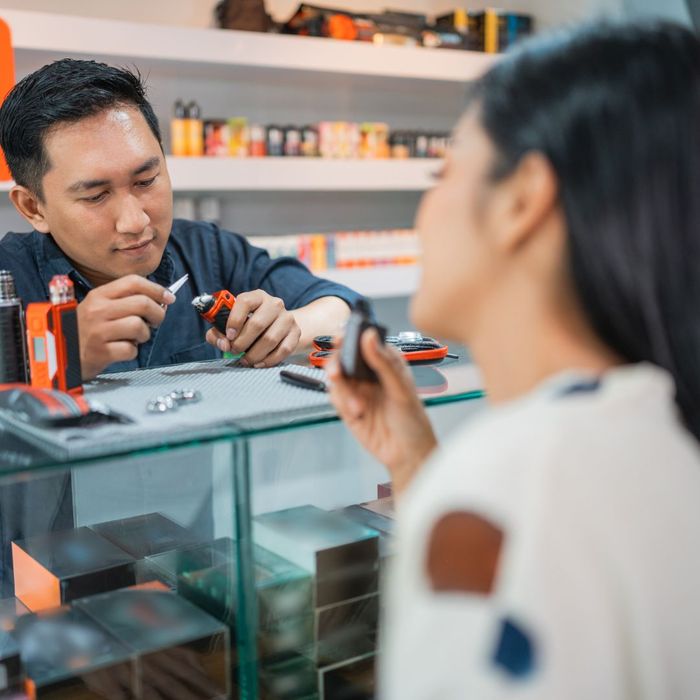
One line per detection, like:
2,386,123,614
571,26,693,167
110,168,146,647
169,388,202,404
397,331,423,343
146,395,178,413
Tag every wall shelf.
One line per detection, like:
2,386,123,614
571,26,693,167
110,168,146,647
0,158,440,193
167,157,440,192
0,9,495,83
320,265,420,298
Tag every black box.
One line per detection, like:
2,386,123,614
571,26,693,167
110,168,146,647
11,605,136,699
12,528,136,612
76,588,230,699
254,506,379,608
0,628,23,694
90,512,201,560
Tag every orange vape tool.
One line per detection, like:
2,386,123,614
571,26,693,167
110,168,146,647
191,290,236,334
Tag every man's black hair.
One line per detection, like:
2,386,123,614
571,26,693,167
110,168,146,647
0,59,162,199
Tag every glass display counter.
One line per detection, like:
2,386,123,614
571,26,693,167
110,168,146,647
0,353,483,699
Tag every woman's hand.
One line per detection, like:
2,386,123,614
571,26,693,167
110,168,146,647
327,328,438,495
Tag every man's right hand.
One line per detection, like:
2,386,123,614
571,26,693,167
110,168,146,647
76,274,176,380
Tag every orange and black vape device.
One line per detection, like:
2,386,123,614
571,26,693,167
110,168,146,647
26,274,83,396
191,290,235,334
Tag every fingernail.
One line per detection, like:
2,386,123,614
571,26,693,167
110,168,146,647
254,362,265,369
226,328,237,340
217,339,228,352
239,359,249,367
163,291,176,304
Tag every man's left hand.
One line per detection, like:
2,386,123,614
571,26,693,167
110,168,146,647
205,289,301,367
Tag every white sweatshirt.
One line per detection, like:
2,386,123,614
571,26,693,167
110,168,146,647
382,364,700,700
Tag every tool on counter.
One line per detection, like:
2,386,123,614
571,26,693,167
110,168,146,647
191,289,244,361
309,329,456,369
26,275,83,396
0,270,29,384
0,384,131,428
280,369,328,393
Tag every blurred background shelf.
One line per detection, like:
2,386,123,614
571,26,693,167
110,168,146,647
166,157,442,192
320,265,420,299
0,9,495,83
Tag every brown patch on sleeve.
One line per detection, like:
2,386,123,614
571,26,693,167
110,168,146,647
425,511,504,595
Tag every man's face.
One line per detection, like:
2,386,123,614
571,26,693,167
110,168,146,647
35,106,173,286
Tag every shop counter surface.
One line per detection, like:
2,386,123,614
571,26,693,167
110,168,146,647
0,353,483,476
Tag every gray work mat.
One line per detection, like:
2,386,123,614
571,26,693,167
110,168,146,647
0,360,334,460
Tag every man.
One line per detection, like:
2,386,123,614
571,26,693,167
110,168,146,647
0,59,361,601
0,59,359,378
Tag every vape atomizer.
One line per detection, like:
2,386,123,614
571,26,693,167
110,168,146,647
0,270,29,384
26,274,83,395
192,290,236,334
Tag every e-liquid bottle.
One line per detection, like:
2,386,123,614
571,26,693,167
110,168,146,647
185,100,204,157
171,99,188,157
0,270,28,384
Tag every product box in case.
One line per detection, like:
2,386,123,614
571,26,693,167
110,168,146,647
254,506,379,607
76,588,230,699
11,605,136,699
147,538,314,664
256,653,318,700
319,652,375,700
0,629,23,695
0,598,29,633
11,527,137,612
339,506,394,559
89,512,201,571
313,593,378,667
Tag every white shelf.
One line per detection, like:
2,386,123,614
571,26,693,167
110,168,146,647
0,159,441,193
320,265,420,299
1,9,495,83
167,157,440,192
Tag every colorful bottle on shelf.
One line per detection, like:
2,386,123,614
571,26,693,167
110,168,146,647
170,99,188,157
185,100,204,156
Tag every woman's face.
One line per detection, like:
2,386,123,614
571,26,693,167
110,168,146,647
411,110,505,342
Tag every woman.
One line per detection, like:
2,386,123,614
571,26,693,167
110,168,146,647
328,21,700,700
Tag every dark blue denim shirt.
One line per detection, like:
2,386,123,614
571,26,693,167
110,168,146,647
0,219,362,373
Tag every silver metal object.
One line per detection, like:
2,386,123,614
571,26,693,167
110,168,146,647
146,395,179,414
168,273,189,296
0,270,18,302
191,294,213,313
147,388,201,414
168,388,202,404
397,331,423,343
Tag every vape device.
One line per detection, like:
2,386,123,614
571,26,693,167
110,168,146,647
0,270,28,384
12,527,136,612
339,300,386,383
26,275,82,396
192,290,235,334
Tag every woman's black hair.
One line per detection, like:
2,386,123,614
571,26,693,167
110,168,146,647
470,22,700,440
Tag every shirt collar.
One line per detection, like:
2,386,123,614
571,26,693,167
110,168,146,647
32,230,175,300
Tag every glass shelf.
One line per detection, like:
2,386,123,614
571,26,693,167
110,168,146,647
0,352,484,699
